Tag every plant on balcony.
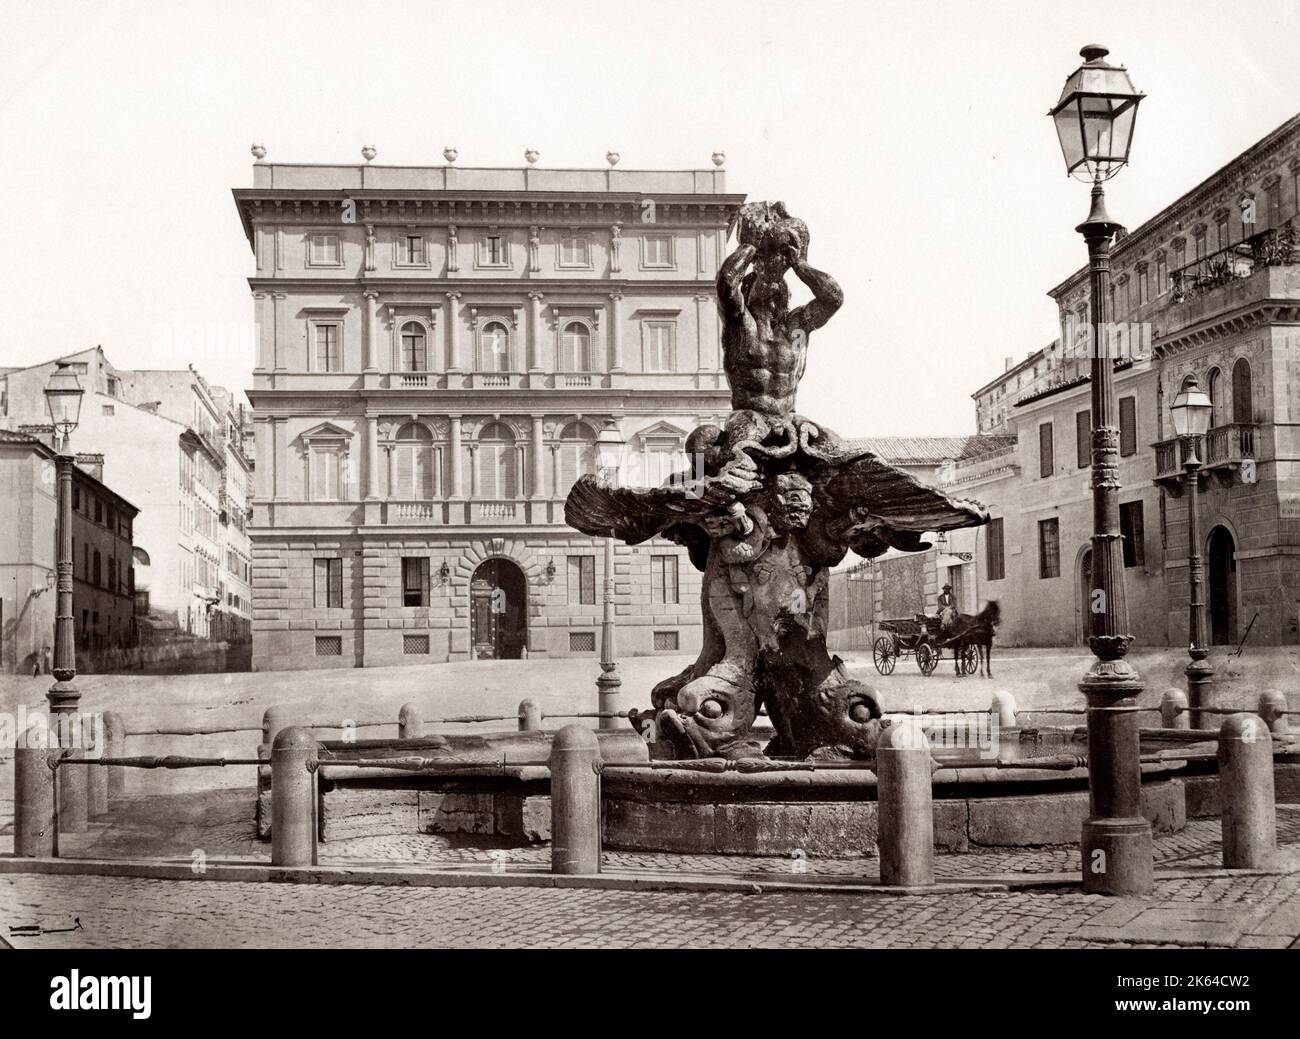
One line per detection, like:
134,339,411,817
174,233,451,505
1251,220,1298,268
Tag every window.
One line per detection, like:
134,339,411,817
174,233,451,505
1207,367,1221,428
642,234,673,268
84,544,90,578
1075,410,1090,469
314,558,342,608
568,555,595,604
569,631,596,653
102,404,115,416
310,449,342,501
481,321,510,372
1216,214,1230,251
398,234,426,266
1119,396,1137,457
559,235,590,267
307,233,342,266
1155,252,1167,295
400,322,427,372
1038,518,1060,579
94,499,103,523
650,554,679,604
557,421,596,498
476,422,517,499
1232,358,1253,425
393,422,436,499
479,233,508,267
643,321,675,371
403,634,430,655
1038,422,1054,479
653,631,679,652
1120,501,1145,569
314,323,341,372
93,550,102,586
401,557,430,607
1173,240,1186,272
72,486,80,511
1195,230,1207,262
559,322,591,371
641,436,682,488
986,518,1005,581
315,636,342,656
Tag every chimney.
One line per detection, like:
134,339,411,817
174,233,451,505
75,452,105,482
1004,356,1014,372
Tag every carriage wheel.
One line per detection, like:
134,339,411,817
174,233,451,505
873,636,896,676
916,643,938,675
959,644,979,676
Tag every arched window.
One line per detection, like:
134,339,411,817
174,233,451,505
481,321,510,372
393,422,435,499
400,322,427,372
557,421,596,497
1231,358,1253,425
1206,367,1221,429
477,422,517,499
559,322,591,372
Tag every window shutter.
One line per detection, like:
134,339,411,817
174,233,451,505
1076,410,1090,469
396,446,414,498
1119,397,1137,457
330,559,342,607
1039,423,1054,478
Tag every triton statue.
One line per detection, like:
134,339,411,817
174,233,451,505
565,201,988,761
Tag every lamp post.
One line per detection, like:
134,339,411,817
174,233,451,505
1050,44,1152,895
43,363,87,833
594,424,626,728
1170,375,1215,727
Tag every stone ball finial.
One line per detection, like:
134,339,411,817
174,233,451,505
1080,44,1109,63
250,143,267,160
711,150,726,168
443,146,458,163
606,150,620,167
524,147,540,165
361,145,377,162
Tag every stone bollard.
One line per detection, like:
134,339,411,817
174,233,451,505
86,713,108,819
1218,714,1277,870
103,711,126,799
1258,691,1289,737
989,690,1017,729
398,702,422,739
1161,689,1189,730
518,698,542,732
271,727,318,867
549,724,602,874
875,717,935,888
262,705,291,749
13,721,56,858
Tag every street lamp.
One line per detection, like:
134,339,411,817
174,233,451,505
43,363,88,834
594,424,626,729
1170,374,1215,726
1050,45,1151,895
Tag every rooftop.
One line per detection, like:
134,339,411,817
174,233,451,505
845,435,1018,465
244,163,734,198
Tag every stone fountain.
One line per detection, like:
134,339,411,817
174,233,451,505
566,201,987,762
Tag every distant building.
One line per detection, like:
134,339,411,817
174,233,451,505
234,158,743,670
0,430,138,673
0,349,254,645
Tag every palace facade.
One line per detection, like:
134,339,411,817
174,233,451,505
235,160,744,669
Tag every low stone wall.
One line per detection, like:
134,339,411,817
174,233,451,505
320,788,552,843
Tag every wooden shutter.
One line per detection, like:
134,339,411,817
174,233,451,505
1075,410,1090,469
1039,423,1054,478
396,446,414,498
1119,397,1137,457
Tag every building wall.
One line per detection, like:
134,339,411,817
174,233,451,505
239,162,742,670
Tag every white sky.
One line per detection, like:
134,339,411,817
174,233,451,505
2,0,1297,435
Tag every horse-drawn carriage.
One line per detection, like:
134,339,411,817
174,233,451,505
872,615,980,676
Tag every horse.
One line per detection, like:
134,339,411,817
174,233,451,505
947,601,1001,677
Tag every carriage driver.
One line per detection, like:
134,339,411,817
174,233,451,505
937,583,957,634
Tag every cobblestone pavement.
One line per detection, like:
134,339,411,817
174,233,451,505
2,795,1298,949
3,871,1297,949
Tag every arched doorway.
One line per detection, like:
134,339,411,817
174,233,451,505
1078,547,1093,644
469,558,527,660
1207,526,1237,646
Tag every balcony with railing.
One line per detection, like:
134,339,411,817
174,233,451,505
377,498,567,526
1154,423,1259,486
1169,224,1297,305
